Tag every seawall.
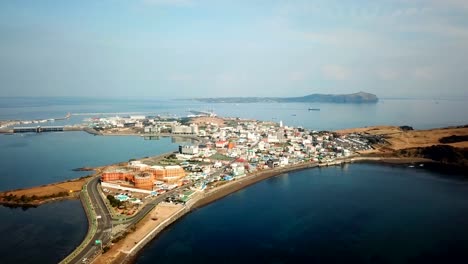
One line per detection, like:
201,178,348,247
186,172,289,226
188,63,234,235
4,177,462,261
99,156,433,264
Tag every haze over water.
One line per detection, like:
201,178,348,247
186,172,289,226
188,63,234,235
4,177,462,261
1,97,467,130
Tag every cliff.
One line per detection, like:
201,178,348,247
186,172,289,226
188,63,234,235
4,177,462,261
396,145,468,167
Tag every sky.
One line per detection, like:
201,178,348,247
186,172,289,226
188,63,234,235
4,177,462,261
0,0,467,98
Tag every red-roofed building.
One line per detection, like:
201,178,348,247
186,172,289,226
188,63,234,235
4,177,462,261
215,140,228,148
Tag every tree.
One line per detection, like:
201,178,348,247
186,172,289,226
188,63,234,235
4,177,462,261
107,195,122,207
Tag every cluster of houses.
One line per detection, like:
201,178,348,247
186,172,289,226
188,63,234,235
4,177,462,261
173,118,379,185
99,116,381,197
88,115,199,135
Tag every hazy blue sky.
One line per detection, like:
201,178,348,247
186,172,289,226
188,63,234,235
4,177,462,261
1,0,467,98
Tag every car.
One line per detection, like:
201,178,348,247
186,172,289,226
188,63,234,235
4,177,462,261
82,258,88,263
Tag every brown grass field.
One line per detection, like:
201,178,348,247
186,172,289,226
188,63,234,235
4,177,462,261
190,116,226,127
336,126,468,151
0,177,88,198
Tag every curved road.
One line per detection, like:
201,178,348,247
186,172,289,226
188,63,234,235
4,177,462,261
67,157,227,263
66,178,195,263
68,177,113,263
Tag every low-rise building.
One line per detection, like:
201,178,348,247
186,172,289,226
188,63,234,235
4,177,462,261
179,145,199,155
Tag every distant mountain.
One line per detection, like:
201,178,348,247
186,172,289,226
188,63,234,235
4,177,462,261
193,92,378,103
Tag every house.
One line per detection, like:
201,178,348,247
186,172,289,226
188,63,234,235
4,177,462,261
179,145,199,155
215,140,228,148
266,158,280,168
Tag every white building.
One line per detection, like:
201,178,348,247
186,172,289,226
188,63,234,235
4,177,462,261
180,145,199,155
267,134,279,143
172,123,198,135
130,115,146,120
258,141,265,150
279,157,289,166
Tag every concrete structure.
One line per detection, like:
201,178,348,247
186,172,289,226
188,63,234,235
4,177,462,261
150,165,186,184
134,172,154,190
171,124,198,135
101,165,186,190
179,145,199,155
13,126,64,133
101,169,134,182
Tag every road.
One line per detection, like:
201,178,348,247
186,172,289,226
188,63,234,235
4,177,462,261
66,177,197,263
113,183,195,226
66,152,231,263
68,177,113,264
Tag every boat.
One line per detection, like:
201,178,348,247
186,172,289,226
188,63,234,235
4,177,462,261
308,108,320,111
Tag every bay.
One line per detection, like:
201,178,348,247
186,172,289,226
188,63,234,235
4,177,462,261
0,200,87,264
136,164,468,264
0,132,179,191
0,131,180,263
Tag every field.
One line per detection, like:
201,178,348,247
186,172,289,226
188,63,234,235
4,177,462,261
190,116,226,127
336,126,468,151
0,177,89,203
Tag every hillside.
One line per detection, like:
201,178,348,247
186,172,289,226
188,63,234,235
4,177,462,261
193,92,378,104
336,125,468,167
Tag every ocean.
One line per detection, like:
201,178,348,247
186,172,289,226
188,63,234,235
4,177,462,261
0,97,467,263
1,97,467,130
0,132,180,191
136,164,468,264
0,200,87,263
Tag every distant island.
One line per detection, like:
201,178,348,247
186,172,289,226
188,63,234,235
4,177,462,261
192,91,378,104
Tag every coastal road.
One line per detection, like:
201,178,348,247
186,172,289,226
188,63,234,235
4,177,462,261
66,157,227,263
68,177,113,264
113,181,197,226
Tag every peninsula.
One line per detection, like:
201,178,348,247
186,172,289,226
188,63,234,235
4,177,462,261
2,115,467,264
191,91,379,104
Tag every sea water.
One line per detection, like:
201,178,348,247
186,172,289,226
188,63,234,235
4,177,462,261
0,97,467,263
137,164,468,264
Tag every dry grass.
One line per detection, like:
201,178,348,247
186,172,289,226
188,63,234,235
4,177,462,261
190,116,226,127
0,178,87,197
336,126,468,151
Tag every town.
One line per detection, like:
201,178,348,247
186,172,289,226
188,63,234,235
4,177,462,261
87,113,384,219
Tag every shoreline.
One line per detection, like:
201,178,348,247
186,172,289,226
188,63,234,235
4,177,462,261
113,156,433,264
3,123,466,263
0,176,93,208
0,195,79,208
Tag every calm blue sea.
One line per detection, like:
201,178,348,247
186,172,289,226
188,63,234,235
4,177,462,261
0,200,87,264
0,97,467,130
0,132,179,191
0,97,467,264
137,164,468,264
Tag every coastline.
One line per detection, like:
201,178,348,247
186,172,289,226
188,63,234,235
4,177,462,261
0,176,92,208
106,156,432,264
3,123,465,263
